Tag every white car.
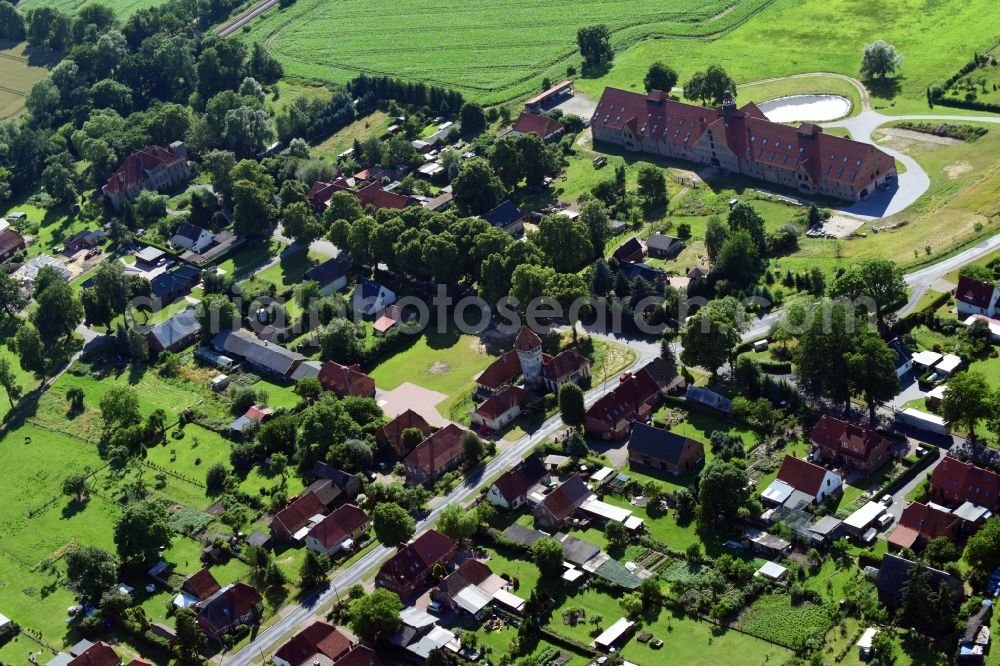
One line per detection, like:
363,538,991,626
877,513,894,529
880,494,893,506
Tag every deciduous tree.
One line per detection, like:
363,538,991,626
371,502,415,547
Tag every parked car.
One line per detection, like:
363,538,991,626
877,513,894,529
880,494,893,506
427,601,443,614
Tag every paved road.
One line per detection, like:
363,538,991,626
217,0,277,37
885,447,943,522
222,332,659,665
899,233,1000,317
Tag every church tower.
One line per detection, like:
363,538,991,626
514,326,543,383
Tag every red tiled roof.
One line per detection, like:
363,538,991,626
525,80,573,106
183,568,221,601
475,386,526,421
104,146,184,195
776,455,829,497
476,350,522,390
68,642,120,666
196,582,262,634
956,275,998,309
356,182,414,210
373,315,396,333
307,179,353,209
319,361,376,398
591,87,893,189
888,502,958,548
540,475,591,522
378,409,433,455
273,491,326,536
514,326,542,352
334,645,383,666
405,424,466,476
377,529,454,584
585,366,660,431
274,621,352,666
245,406,273,422
491,456,547,504
0,228,25,255
931,457,1000,509
125,661,152,666
810,415,886,463
308,504,368,551
543,349,589,382
513,112,564,138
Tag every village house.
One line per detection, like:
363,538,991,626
887,501,960,550
312,464,363,504
645,233,684,259
612,236,644,263
876,554,963,608
583,361,667,440
194,582,263,642
476,350,523,394
304,504,369,557
149,264,201,305
179,568,221,606
64,641,121,666
356,182,419,210
377,409,434,457
436,559,508,619
475,327,589,397
811,415,892,476
626,422,705,475
146,307,200,354
591,88,896,202
888,338,913,377
471,385,526,432
102,142,192,209
618,260,668,286
272,621,382,666
170,221,215,254
486,456,549,510
533,475,592,530
404,423,467,485
482,200,527,236
511,112,565,142
376,529,455,597
352,279,396,319
318,360,377,398
228,405,272,436
685,385,733,415
955,275,1000,318
930,457,1000,511
0,228,25,262
211,329,306,379
303,257,348,295
62,229,106,254
540,348,591,392
762,455,843,506
269,490,327,542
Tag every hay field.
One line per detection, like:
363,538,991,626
241,0,773,103
0,41,56,119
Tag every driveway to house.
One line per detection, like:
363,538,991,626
221,330,661,666
898,233,1000,317
886,446,944,521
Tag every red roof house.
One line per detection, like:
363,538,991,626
356,182,418,210
404,424,466,485
887,502,960,550
102,143,191,210
0,228,26,261
68,642,121,666
541,348,591,392
930,457,1000,510
487,456,549,510
182,568,221,601
955,275,1000,318
319,361,377,398
533,475,591,529
272,621,353,666
194,582,263,642
583,363,663,440
376,529,455,597
774,455,843,504
476,350,523,392
471,385,526,432
513,112,565,141
270,490,326,541
304,504,369,556
811,415,892,475
377,408,433,457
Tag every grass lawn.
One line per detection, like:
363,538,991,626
368,330,495,395
214,241,283,279
253,248,335,291
145,424,232,485
588,338,638,384
312,111,394,160
17,0,166,17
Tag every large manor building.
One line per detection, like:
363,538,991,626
591,88,896,202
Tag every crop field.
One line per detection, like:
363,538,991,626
18,0,167,17
0,41,58,119
735,594,834,651
577,0,1000,114
241,0,773,103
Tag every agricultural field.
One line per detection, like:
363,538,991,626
17,0,168,18
240,0,772,104
575,0,1000,115
0,40,59,119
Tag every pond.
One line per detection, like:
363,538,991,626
758,94,852,123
